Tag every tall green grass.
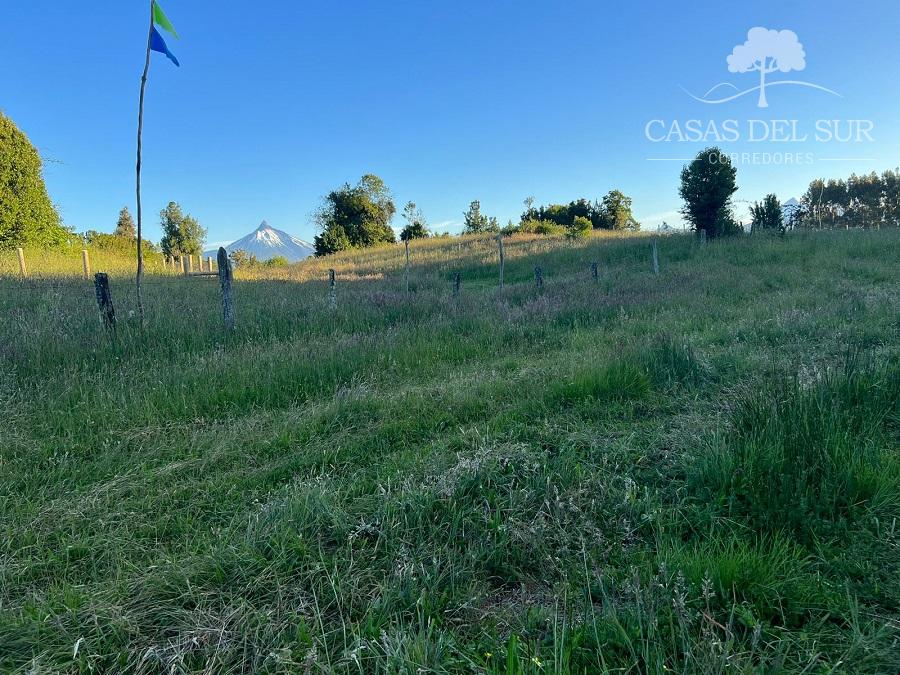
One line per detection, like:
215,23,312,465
1,229,898,672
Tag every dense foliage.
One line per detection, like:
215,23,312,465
519,190,640,232
0,111,68,250
679,147,740,238
113,207,136,240
750,193,784,233
159,201,206,256
313,174,396,256
796,169,900,229
462,199,499,234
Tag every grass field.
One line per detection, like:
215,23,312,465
1,230,898,673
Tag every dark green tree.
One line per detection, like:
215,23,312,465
314,174,396,256
159,202,206,256
679,147,740,238
0,111,67,249
114,207,136,239
882,169,900,227
400,201,429,241
598,190,640,230
463,200,498,234
750,194,784,233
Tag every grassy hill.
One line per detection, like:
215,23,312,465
1,230,898,673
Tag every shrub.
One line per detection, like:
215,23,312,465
565,215,592,239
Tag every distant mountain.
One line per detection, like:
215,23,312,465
207,221,314,263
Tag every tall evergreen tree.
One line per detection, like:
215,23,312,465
0,111,67,249
159,202,206,256
114,207,136,240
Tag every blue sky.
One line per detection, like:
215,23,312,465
3,0,899,245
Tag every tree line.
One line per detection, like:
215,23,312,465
312,175,641,256
794,170,900,230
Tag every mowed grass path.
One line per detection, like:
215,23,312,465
1,231,898,673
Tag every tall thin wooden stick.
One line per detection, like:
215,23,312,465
135,1,154,326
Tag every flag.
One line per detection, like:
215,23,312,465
152,1,179,39
150,26,180,67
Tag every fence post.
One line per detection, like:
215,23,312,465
534,265,543,288
590,261,598,281
700,229,707,246
497,234,505,292
93,273,116,331
404,239,410,294
16,248,27,277
328,269,336,310
652,238,660,276
180,256,188,275
207,255,214,273
453,272,461,297
217,247,235,330
81,249,91,279
187,255,194,274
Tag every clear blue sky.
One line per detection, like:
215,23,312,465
3,0,899,244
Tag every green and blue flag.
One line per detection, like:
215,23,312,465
150,1,180,67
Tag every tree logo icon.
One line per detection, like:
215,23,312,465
685,27,841,107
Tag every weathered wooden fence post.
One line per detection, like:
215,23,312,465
590,261,598,281
16,248,27,277
497,234,505,292
404,239,410,294
453,272,461,297
534,265,543,288
652,238,660,276
700,229,707,246
217,247,235,330
81,250,91,279
93,273,116,331
328,269,337,310
180,256,187,276
207,255,214,273
187,255,194,274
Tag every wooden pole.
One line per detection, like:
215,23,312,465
82,250,91,279
453,272,461,297
135,0,154,326
497,234,505,292
93,273,117,332
187,254,194,274
207,255,214,273
328,269,336,310
534,265,543,288
700,229,707,246
590,261,598,280
16,248,26,277
217,247,235,330
652,238,660,276
404,239,410,294
181,255,188,276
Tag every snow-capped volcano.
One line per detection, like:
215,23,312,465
209,221,314,263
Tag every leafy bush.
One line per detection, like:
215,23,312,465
565,215,592,239
0,111,68,249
